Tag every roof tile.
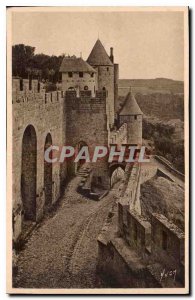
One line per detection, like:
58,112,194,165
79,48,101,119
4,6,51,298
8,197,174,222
59,56,96,73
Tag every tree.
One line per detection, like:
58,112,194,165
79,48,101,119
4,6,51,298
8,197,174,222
12,44,64,82
12,44,35,78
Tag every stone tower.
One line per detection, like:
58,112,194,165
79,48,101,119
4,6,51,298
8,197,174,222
119,90,143,145
87,39,115,128
60,56,97,97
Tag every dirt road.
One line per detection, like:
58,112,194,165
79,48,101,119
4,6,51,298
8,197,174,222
14,176,118,288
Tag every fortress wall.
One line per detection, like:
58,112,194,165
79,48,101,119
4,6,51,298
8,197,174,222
99,203,185,286
118,163,141,236
65,90,109,188
140,164,157,184
97,206,161,288
116,163,185,283
97,65,115,127
123,163,141,213
12,79,67,241
98,208,185,287
97,237,160,288
155,155,185,181
151,213,184,279
126,209,151,257
110,123,127,146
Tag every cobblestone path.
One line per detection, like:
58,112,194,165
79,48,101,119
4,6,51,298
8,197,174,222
14,176,118,288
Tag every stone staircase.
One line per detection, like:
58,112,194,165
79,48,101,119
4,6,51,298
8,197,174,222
76,166,91,178
76,165,107,200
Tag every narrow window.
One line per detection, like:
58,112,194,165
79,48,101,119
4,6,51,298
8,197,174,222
91,72,94,78
162,230,168,250
79,72,83,78
38,82,40,92
107,67,109,72
68,72,73,78
135,115,137,120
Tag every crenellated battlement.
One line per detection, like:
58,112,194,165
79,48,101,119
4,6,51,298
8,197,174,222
13,78,45,93
110,123,127,145
12,78,64,106
65,89,106,100
65,89,107,113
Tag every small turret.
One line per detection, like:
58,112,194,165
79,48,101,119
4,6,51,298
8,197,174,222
87,39,115,127
119,89,143,145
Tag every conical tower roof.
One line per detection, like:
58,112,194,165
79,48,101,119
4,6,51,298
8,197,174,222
87,39,113,66
119,92,143,116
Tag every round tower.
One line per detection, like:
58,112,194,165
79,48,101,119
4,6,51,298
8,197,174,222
87,39,115,127
119,90,143,145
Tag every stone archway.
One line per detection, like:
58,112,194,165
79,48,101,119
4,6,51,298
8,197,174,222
109,163,126,188
44,133,53,207
110,166,125,187
21,125,37,222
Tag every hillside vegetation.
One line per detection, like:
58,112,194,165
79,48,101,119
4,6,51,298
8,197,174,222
141,176,184,230
143,116,184,173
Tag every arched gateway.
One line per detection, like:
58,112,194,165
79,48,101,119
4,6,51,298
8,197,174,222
21,125,37,222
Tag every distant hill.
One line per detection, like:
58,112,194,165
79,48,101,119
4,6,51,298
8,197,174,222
135,93,184,121
117,78,184,120
118,78,184,96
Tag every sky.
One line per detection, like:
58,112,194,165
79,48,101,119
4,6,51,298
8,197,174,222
11,9,185,80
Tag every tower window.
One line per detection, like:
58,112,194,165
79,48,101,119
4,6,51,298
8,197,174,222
102,87,106,91
91,73,94,78
135,115,137,120
107,67,109,72
79,72,83,78
84,86,88,90
68,72,73,78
